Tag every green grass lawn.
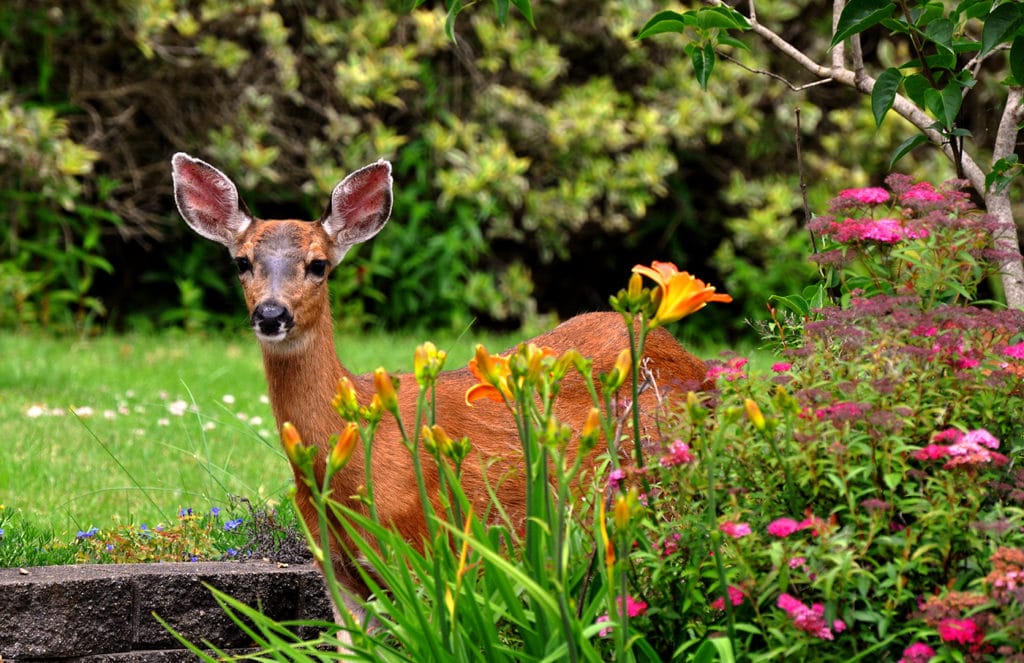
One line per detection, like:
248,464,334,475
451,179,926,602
0,324,748,565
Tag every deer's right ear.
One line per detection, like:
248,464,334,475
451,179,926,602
171,152,252,248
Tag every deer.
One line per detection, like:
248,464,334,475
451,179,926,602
170,152,710,638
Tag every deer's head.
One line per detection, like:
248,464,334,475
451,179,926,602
171,153,392,352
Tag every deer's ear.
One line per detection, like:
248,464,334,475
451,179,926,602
171,153,252,248
321,160,392,264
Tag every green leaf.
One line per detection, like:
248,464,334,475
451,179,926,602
888,133,931,168
511,0,534,27
494,0,509,25
872,68,902,126
718,35,750,51
690,42,716,90
697,6,751,31
903,73,930,108
980,2,1024,57
940,82,963,129
1012,35,1024,83
831,0,896,47
638,10,693,39
925,17,955,54
444,0,464,43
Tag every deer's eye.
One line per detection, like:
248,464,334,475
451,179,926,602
234,256,253,274
306,259,329,279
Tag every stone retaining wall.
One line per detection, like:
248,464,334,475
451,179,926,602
0,562,332,661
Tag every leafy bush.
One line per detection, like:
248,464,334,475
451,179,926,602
0,0,955,334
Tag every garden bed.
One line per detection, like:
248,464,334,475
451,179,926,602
0,561,331,661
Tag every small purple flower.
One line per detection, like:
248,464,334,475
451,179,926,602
224,518,244,531
178,507,193,518
607,469,626,492
76,527,99,540
209,507,222,518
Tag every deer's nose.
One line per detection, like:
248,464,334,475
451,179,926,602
252,301,294,337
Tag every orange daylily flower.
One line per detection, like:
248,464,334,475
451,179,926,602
632,261,732,325
465,345,514,405
465,344,556,405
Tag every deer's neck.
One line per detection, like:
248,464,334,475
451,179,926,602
260,311,361,450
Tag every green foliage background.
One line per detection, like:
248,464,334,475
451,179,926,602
0,0,956,339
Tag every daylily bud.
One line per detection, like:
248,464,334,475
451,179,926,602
599,500,615,569
428,424,453,457
628,272,643,300
451,436,472,464
328,422,359,476
414,341,446,386
332,376,360,420
582,406,601,439
280,422,303,464
744,398,766,431
604,347,632,392
613,487,639,531
373,367,399,414
362,393,384,423
421,424,437,454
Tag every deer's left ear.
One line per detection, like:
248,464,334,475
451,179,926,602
321,160,393,264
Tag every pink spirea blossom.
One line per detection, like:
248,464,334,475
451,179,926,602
607,469,626,492
789,556,808,569
913,444,950,461
720,521,752,539
660,440,695,468
915,428,1007,468
767,518,803,538
776,593,840,640
839,187,890,204
900,181,944,203
710,585,745,610
771,362,792,372
706,356,748,382
1003,342,1024,360
937,617,983,645
623,595,648,617
899,642,937,663
596,595,649,637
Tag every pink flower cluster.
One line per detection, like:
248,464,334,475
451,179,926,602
706,356,748,382
597,595,648,637
719,521,751,539
710,585,745,610
937,617,983,645
823,216,930,245
900,181,945,204
838,187,890,204
767,515,824,538
913,428,1007,469
898,642,936,663
776,593,845,640
1004,342,1024,360
660,440,695,468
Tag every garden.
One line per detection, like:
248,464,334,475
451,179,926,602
3,1,1024,661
